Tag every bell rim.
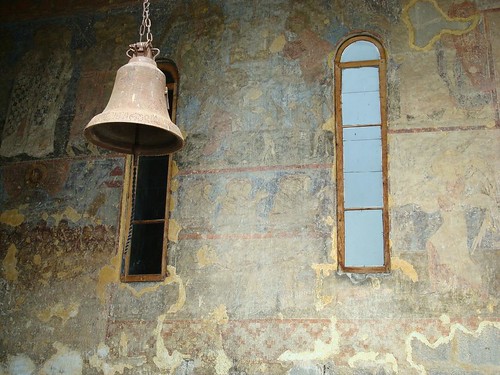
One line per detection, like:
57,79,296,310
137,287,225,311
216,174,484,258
84,116,185,155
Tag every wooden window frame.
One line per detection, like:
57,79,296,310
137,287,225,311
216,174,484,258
334,34,390,273
119,60,179,282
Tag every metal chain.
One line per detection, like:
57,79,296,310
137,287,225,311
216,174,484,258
139,0,153,44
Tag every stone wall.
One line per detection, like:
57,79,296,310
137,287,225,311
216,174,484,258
0,0,499,374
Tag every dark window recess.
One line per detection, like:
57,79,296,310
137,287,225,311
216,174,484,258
134,155,168,221
121,60,178,282
129,222,165,275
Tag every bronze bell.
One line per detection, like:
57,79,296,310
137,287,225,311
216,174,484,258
84,42,184,155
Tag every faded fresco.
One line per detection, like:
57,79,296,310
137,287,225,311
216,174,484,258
0,0,499,374
0,26,73,158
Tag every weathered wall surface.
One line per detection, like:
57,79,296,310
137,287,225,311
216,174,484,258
0,0,499,374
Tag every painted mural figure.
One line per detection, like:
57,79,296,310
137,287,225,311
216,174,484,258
427,148,498,293
216,178,268,233
0,27,73,158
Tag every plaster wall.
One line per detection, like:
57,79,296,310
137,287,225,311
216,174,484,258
0,0,499,374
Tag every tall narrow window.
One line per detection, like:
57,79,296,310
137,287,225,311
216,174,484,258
334,35,390,273
121,60,179,282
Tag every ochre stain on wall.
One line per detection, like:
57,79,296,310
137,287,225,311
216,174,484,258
402,0,480,51
0,208,25,227
312,262,336,310
170,179,179,193
33,254,42,265
269,34,286,53
37,302,80,325
2,243,19,282
153,314,188,373
96,254,121,304
196,245,217,268
209,304,229,325
119,265,186,314
312,215,338,310
322,116,335,133
170,160,179,179
168,219,182,243
51,206,82,226
392,257,419,282
165,266,186,314
119,332,128,357
87,192,106,217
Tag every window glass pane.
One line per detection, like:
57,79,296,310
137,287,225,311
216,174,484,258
343,126,381,141
344,171,383,208
344,209,384,267
134,155,169,220
340,40,380,62
342,67,379,94
343,138,381,173
129,223,164,275
341,91,381,125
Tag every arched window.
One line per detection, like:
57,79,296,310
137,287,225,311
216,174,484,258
120,60,179,282
334,35,390,273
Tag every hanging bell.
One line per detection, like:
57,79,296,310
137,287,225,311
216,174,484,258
84,42,184,155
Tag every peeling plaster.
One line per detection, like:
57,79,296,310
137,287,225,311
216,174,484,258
279,317,340,362
321,116,335,133
0,208,25,227
96,254,121,304
209,304,229,325
348,351,398,373
311,263,336,311
2,244,19,282
170,179,179,193
245,88,263,101
50,206,82,226
4,354,36,375
96,250,186,313
439,314,450,325
168,219,182,243
119,333,128,357
214,349,233,375
121,265,186,314
153,314,188,373
392,257,419,282
33,254,41,266
269,34,286,53
170,160,179,178
202,305,232,374
196,245,217,268
37,302,79,325
312,216,337,310
406,320,500,375
88,343,140,375
40,342,83,375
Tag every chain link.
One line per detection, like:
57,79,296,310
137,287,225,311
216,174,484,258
139,0,153,44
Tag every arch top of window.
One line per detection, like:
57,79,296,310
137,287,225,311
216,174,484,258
336,36,385,63
157,59,179,84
